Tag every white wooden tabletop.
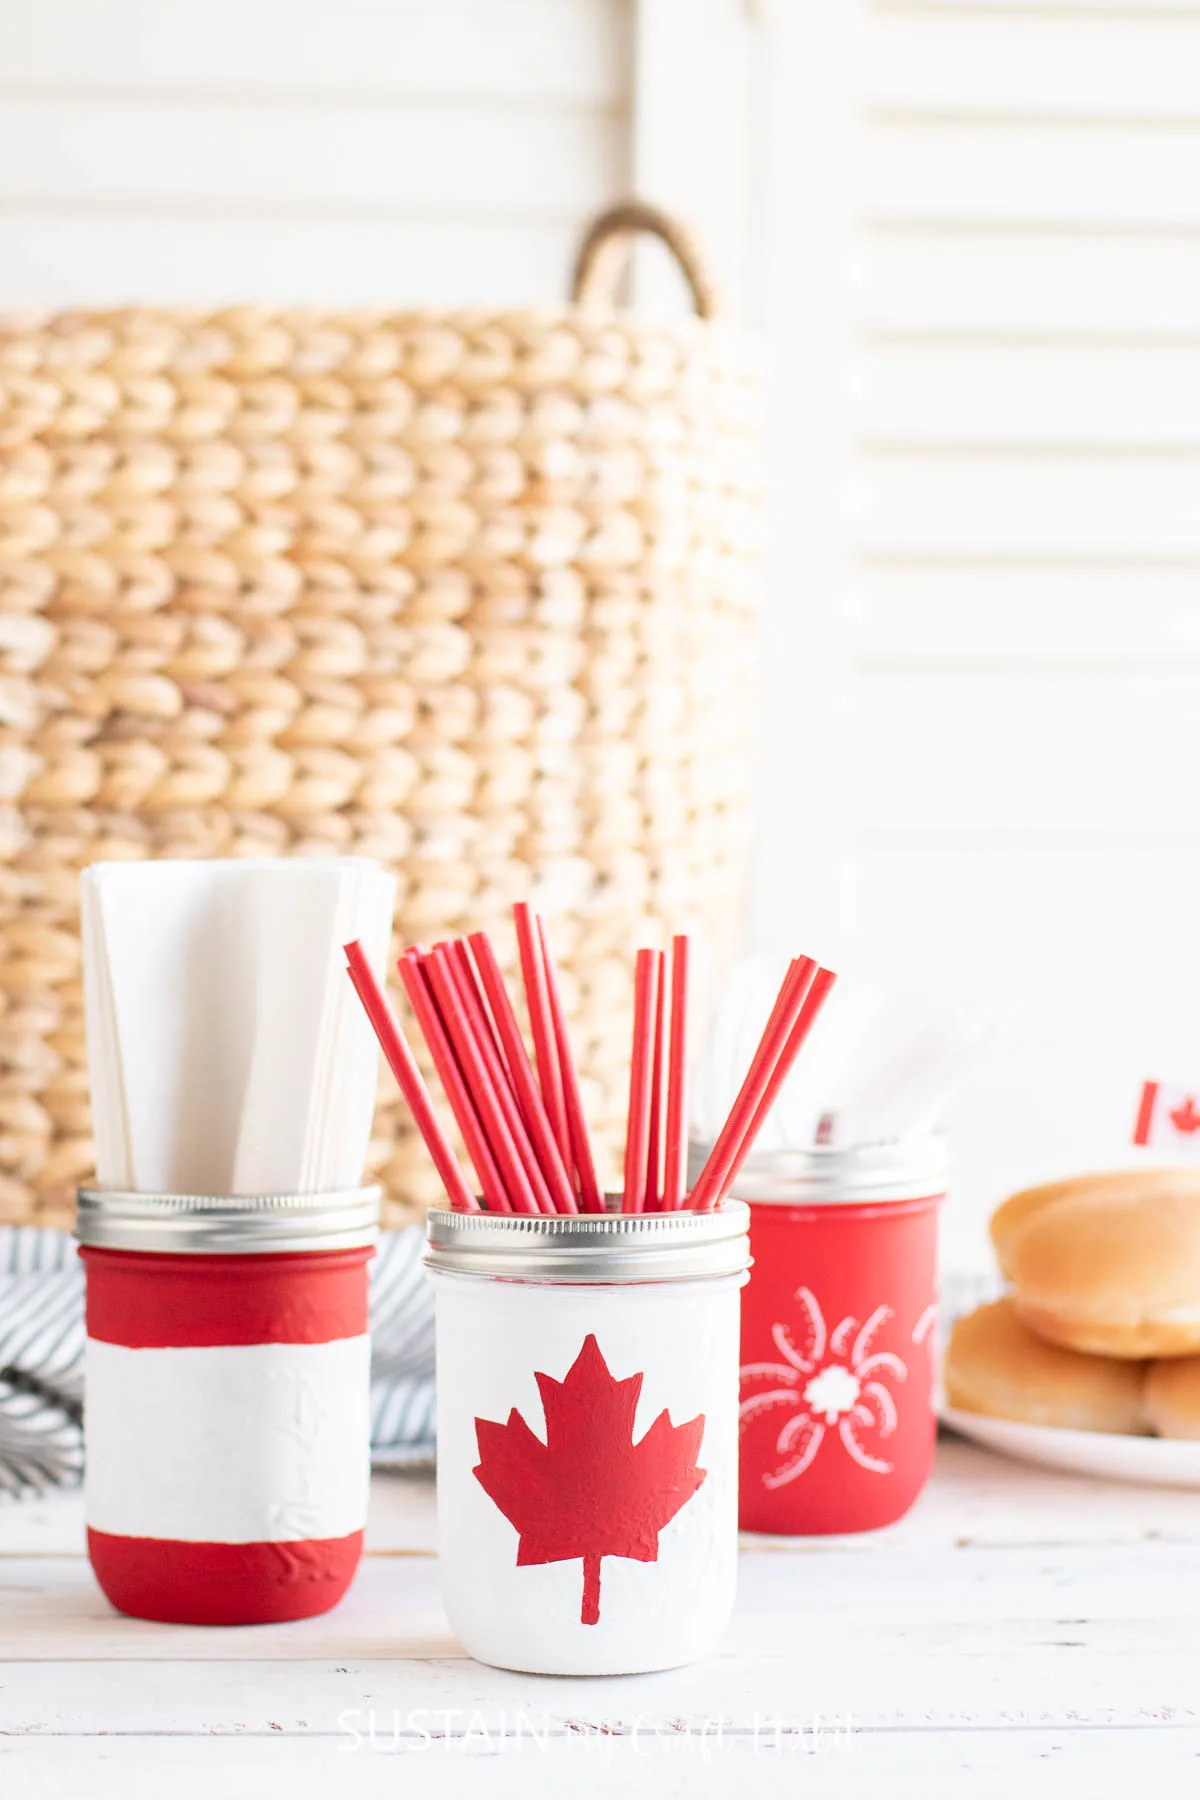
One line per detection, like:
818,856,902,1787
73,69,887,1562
2,1433,1198,1798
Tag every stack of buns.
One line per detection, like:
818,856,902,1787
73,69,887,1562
945,1168,1200,1438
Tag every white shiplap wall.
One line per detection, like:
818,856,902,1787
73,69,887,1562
4,0,1193,1263
0,0,630,306
753,0,1200,1265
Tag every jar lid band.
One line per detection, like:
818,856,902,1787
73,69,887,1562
424,1197,750,1284
76,1186,380,1254
693,1138,949,1206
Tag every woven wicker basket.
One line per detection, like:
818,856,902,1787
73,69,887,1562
0,201,761,1228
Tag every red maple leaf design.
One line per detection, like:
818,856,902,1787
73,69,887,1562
1170,1095,1200,1134
473,1333,707,1626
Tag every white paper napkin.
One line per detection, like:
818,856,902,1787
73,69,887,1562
81,858,395,1196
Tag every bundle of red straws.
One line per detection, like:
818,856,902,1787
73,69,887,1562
345,904,835,1216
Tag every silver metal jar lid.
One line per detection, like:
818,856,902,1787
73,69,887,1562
424,1197,751,1284
75,1185,380,1254
689,1137,949,1206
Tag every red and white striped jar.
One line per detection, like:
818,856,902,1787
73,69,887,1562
77,1185,378,1626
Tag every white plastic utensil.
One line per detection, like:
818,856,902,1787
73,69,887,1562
689,958,878,1152
820,1009,1002,1149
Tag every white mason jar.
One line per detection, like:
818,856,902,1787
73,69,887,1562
425,1201,751,1676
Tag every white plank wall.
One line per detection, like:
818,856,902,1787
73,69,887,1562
3,0,1196,1263
748,0,1200,1264
834,0,1200,1260
0,0,630,306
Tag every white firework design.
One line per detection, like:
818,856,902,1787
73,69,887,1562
911,1301,939,1408
739,1288,908,1485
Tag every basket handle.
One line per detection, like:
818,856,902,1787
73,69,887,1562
569,200,720,320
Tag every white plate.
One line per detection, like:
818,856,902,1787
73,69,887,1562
941,1406,1200,1489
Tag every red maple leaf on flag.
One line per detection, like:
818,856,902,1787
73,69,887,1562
1170,1095,1200,1135
473,1333,707,1626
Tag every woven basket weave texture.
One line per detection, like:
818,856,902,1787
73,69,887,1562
0,203,761,1227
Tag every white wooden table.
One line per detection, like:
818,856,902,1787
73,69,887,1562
3,1435,1199,1798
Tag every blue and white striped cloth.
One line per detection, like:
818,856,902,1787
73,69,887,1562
0,1226,435,1501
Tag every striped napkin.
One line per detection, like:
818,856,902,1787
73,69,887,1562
0,1227,435,1501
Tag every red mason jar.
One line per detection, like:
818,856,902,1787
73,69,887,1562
76,1184,379,1625
728,1142,946,1535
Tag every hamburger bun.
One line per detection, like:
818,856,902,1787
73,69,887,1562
990,1168,1200,1280
945,1297,1147,1434
1010,1184,1200,1358
1144,1357,1200,1441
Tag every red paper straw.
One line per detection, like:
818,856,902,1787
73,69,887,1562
343,942,478,1214
644,950,666,1211
707,965,838,1208
436,943,556,1216
688,956,817,1213
622,948,658,1214
536,915,601,1215
660,933,690,1213
424,947,541,1217
468,931,578,1216
446,938,513,1091
513,901,570,1168
397,949,511,1214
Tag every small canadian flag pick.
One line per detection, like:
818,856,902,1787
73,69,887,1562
1134,1080,1200,1154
